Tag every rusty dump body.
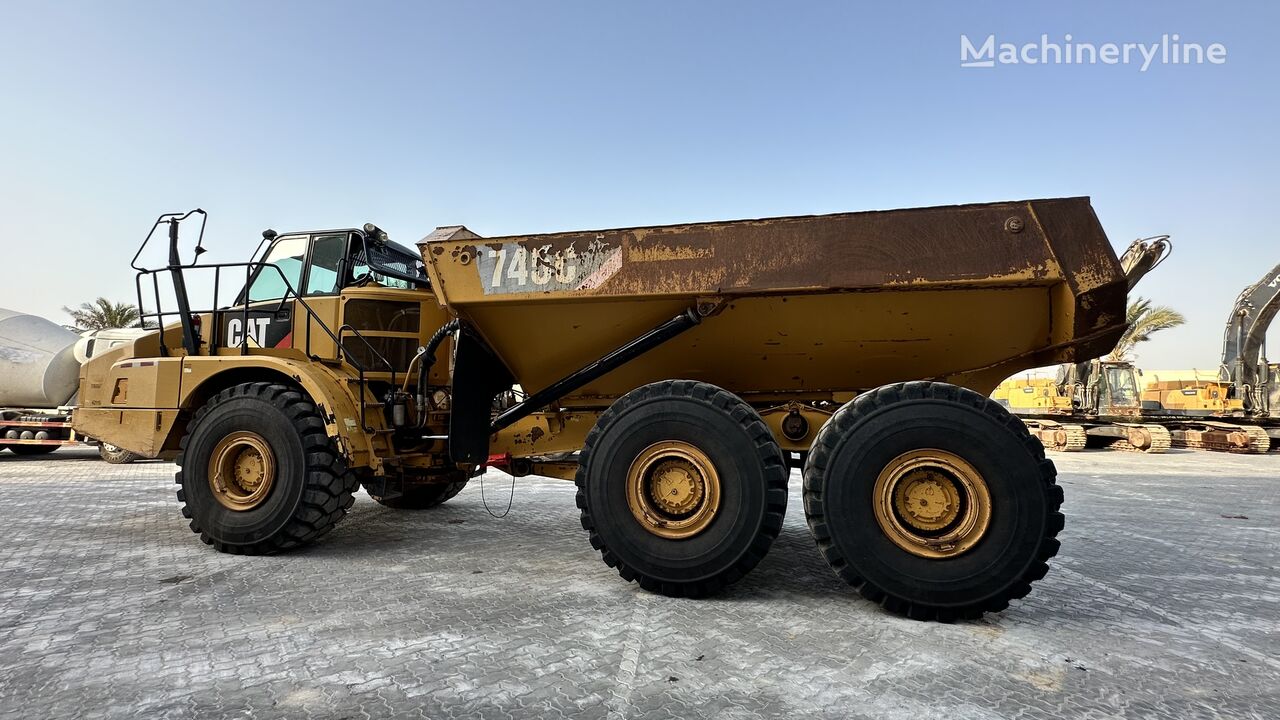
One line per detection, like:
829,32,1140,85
422,197,1127,403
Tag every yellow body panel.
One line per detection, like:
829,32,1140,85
1141,375,1244,414
994,377,1073,412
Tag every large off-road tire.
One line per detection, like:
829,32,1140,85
99,443,140,464
174,382,358,554
368,477,468,509
5,444,59,456
803,381,1063,621
575,380,789,598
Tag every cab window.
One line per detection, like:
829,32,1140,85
304,234,347,296
247,235,308,302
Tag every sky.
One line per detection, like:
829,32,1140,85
1,1,1276,371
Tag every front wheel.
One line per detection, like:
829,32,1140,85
803,381,1063,621
575,380,789,598
175,382,358,554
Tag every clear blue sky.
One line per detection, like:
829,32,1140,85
1,1,1276,370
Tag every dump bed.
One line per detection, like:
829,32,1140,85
420,197,1127,402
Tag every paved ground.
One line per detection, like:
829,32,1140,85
0,447,1276,719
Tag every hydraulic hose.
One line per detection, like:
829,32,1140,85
412,319,461,423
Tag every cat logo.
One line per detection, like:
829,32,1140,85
227,317,274,348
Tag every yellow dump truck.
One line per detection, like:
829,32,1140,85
75,199,1131,620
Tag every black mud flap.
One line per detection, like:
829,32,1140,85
449,327,515,465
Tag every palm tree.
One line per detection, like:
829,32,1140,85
1108,296,1186,362
63,298,142,331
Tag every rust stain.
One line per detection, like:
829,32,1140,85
628,245,715,262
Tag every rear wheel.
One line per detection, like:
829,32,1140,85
175,382,358,554
576,380,788,597
803,381,1063,621
99,443,140,464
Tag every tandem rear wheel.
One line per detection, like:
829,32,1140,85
174,382,359,554
804,381,1064,621
575,380,789,597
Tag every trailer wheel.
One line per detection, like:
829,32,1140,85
576,380,788,597
174,382,358,554
368,477,469,509
804,381,1063,621
99,443,140,464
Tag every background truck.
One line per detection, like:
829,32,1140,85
76,199,1132,620
0,308,144,461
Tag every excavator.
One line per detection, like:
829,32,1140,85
1141,262,1280,450
994,237,1174,452
999,249,1279,453
994,357,1174,453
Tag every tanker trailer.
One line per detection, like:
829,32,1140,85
76,198,1129,619
1,308,143,462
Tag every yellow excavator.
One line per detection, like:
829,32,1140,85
993,237,1173,452
993,360,1172,452
998,252,1278,453
1139,262,1280,451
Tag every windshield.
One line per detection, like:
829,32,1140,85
1106,367,1140,407
247,235,307,302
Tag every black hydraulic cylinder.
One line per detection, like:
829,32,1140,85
167,219,200,356
489,308,702,433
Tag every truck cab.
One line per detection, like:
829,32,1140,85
213,227,432,365
74,222,456,469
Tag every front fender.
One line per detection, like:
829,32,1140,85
175,355,390,472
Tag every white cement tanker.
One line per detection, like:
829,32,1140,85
0,308,145,461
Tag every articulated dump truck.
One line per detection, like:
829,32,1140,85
75,198,1131,620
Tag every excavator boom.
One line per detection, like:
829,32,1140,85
1219,263,1280,413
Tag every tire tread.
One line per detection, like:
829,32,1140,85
803,380,1062,621
173,382,356,555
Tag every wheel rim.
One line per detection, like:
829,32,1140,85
208,431,277,511
872,449,991,559
626,441,721,539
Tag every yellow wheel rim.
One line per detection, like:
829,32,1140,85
626,441,721,539
208,431,276,511
872,449,991,559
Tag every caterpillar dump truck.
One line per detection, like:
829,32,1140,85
75,198,1133,620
